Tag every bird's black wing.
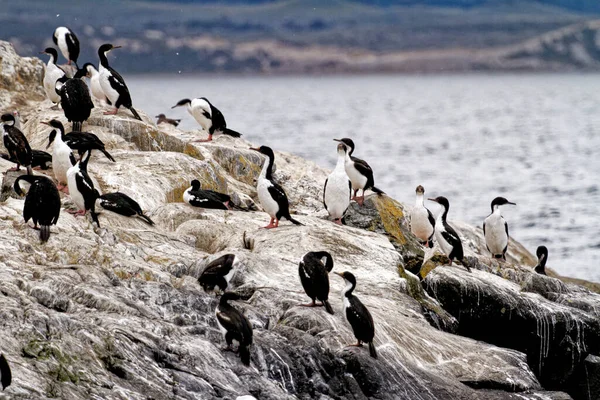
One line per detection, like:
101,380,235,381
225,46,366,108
347,296,375,342
210,104,227,131
99,193,136,217
443,223,464,260
504,220,509,239
35,177,61,225
267,182,290,212
66,31,80,63
203,189,231,203
322,178,328,211
203,254,235,277
0,353,11,390
350,156,375,189
482,220,486,236
427,209,436,230
216,307,253,344
4,126,32,166
76,171,99,211
107,67,132,108
31,150,52,169
187,190,229,210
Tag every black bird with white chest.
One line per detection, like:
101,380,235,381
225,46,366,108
46,120,115,162
215,292,253,366
0,354,11,391
97,192,154,225
299,251,334,314
55,68,94,132
483,197,516,260
535,246,548,275
335,271,377,358
183,179,234,210
66,150,100,226
428,196,470,272
334,138,383,206
172,97,241,142
14,174,61,242
53,27,80,67
410,185,435,248
98,44,142,120
1,113,32,174
199,254,239,294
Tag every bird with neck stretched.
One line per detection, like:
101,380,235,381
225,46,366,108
66,150,100,227
410,185,435,248
40,47,65,107
428,196,470,272
323,140,351,225
483,197,516,260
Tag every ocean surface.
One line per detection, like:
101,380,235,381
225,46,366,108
127,74,600,282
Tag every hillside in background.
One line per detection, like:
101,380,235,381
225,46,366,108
2,0,600,73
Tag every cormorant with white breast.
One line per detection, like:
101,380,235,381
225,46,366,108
183,179,235,210
55,68,94,132
199,254,239,294
250,146,302,229
172,97,241,142
483,197,516,260
0,354,11,391
1,113,32,174
334,271,377,358
14,174,61,242
40,48,65,107
156,114,180,127
42,120,76,193
334,138,383,206
53,27,80,67
299,251,334,314
97,44,142,120
323,140,351,225
82,63,108,105
410,185,435,248
66,150,100,226
46,120,115,162
215,292,253,366
535,246,548,275
428,196,470,272
97,192,154,225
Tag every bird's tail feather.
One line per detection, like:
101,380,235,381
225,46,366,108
286,214,303,226
129,107,142,121
223,128,242,138
138,213,155,226
40,225,50,242
323,300,334,315
73,121,82,132
368,342,378,359
26,165,33,176
371,186,385,195
239,345,251,366
101,149,116,162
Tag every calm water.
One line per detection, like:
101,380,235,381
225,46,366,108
127,74,600,282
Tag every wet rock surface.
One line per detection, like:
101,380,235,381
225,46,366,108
0,41,597,399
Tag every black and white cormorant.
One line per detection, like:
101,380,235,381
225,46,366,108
42,120,76,192
323,141,351,225
97,44,142,120
0,354,11,391
410,185,435,248
97,192,154,225
334,138,383,206
1,113,32,174
82,63,108,105
250,146,302,229
334,271,377,358
199,254,239,294
14,174,61,242
1,150,52,171
40,47,66,106
53,27,80,67
299,251,334,314
215,292,253,366
46,120,115,162
428,196,470,272
183,179,236,210
155,114,180,127
172,97,241,142
55,68,95,132
535,246,548,275
66,150,100,226
483,197,516,260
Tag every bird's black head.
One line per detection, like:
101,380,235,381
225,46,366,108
428,196,450,211
99,43,121,54
190,179,201,190
536,245,548,266
250,145,275,160
335,271,356,285
333,138,355,155
42,120,64,147
416,185,425,195
81,63,96,77
40,47,58,60
156,114,166,119
73,67,87,79
0,113,15,126
491,197,516,211
171,99,191,109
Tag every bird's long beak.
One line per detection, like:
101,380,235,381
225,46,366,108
249,147,260,152
45,141,51,150
171,104,179,109
333,139,342,142
334,272,343,277
508,201,517,206
40,121,51,126
427,198,438,202
154,115,159,118
113,45,122,49
38,51,47,55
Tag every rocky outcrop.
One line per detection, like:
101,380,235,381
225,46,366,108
0,42,598,400
0,41,45,109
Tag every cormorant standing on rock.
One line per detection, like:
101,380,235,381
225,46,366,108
42,120,76,193
14,174,61,242
428,196,470,272
66,150,100,226
535,246,548,275
323,140,351,225
299,251,334,314
410,185,435,248
83,63,109,105
215,292,253,366
53,27,80,67
55,68,94,132
1,113,32,174
0,354,11,390
46,120,115,162
483,197,516,260
172,97,241,142
40,47,65,107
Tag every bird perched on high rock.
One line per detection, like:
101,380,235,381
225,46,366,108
40,47,65,107
323,140,351,225
410,185,435,248
42,120,76,193
250,146,302,229
215,292,253,366
335,271,377,358
53,26,80,67
97,43,142,120
155,114,180,127
535,246,548,275
172,97,241,142
334,138,383,206
1,113,33,174
14,174,61,242
198,254,239,294
483,197,516,260
428,196,470,272
299,251,334,314
55,67,94,132
96,192,154,225
46,119,115,163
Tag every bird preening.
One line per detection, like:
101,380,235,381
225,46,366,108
171,97,242,142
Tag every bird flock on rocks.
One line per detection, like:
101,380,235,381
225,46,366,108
0,26,552,381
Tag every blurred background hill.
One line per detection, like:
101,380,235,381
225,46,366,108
3,0,600,73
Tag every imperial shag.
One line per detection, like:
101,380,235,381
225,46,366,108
14,174,61,242
172,97,241,142
299,251,334,314
53,27,80,67
410,185,435,248
250,146,302,229
535,246,548,275
215,292,253,366
55,68,95,132
40,47,66,106
183,179,234,210
334,138,383,206
428,196,470,272
323,141,351,225
198,254,239,294
66,150,100,226
483,197,516,260
46,120,115,162
335,271,377,358
155,114,180,127
1,113,32,174
97,192,154,225
82,63,109,105
97,44,142,120
0,354,11,391
42,120,76,192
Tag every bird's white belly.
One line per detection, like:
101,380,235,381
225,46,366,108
44,66,63,103
99,70,119,105
67,167,85,210
53,143,72,184
57,36,69,60
257,179,279,218
324,172,350,219
411,207,434,241
190,110,210,131
90,75,105,102
215,307,228,339
485,217,508,255
434,226,453,256
345,162,367,191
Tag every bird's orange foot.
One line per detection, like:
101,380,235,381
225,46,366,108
103,109,118,115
